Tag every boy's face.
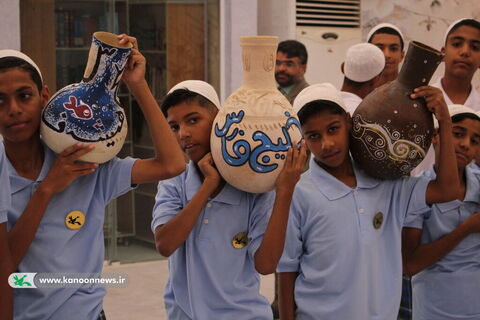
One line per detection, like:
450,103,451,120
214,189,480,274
370,33,404,77
443,25,480,80
0,68,48,143
166,101,216,163
275,51,306,87
434,118,480,169
302,110,351,169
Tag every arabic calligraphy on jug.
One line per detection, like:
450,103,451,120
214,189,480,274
210,36,302,193
41,32,132,163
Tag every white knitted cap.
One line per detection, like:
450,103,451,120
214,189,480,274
0,49,43,82
367,23,405,47
168,80,220,109
443,18,475,45
293,83,347,114
344,43,385,82
434,104,480,128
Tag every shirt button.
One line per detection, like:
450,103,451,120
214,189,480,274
207,203,212,208
203,218,209,224
359,208,365,214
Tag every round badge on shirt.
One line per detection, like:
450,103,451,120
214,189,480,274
65,210,85,230
373,212,384,229
232,232,249,249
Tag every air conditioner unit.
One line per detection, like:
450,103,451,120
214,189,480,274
296,0,362,88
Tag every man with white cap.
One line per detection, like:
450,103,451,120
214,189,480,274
0,36,186,320
403,104,480,320
340,43,386,113
367,23,405,87
277,82,459,320
153,80,306,320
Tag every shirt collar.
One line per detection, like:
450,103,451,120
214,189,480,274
308,156,380,200
7,144,55,194
184,161,242,205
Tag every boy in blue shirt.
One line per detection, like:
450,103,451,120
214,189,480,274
277,83,459,320
152,80,307,319
0,35,185,320
403,104,480,320
0,142,13,320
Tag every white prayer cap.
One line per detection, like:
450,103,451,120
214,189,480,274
434,104,480,128
293,83,347,114
443,18,476,45
367,23,405,47
344,43,385,82
0,49,43,82
168,80,221,109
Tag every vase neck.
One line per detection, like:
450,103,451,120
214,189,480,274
82,37,131,93
397,41,443,89
240,38,277,90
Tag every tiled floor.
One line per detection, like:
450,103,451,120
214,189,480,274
103,260,275,320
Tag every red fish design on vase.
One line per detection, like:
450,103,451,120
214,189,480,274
41,32,132,163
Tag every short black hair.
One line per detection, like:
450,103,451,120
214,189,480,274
298,100,346,126
452,112,480,124
445,19,480,45
277,40,308,65
160,89,217,117
344,77,370,87
368,27,404,51
0,57,43,92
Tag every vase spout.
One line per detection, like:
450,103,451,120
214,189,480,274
397,41,444,90
240,36,278,90
82,32,132,93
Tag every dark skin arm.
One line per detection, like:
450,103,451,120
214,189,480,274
279,271,298,320
155,142,306,260
118,35,185,184
7,144,98,268
402,212,480,276
411,86,460,204
0,223,13,320
154,152,222,257
254,141,307,275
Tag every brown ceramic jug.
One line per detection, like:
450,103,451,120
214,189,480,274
350,41,443,179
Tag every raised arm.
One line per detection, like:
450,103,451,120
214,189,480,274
411,86,460,204
118,34,185,185
7,144,98,268
402,213,480,276
254,141,307,275
154,153,222,257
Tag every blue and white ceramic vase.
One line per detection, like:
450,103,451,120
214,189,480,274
210,36,302,193
41,32,132,163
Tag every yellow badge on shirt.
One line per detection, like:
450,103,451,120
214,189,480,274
232,232,249,249
65,211,85,230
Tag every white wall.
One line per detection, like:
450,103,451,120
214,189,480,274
220,0,258,101
0,0,20,50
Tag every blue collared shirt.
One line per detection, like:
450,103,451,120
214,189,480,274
0,143,10,223
405,167,480,320
151,161,274,320
277,157,429,320
7,145,136,320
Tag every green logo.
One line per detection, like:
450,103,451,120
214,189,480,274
13,275,32,287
